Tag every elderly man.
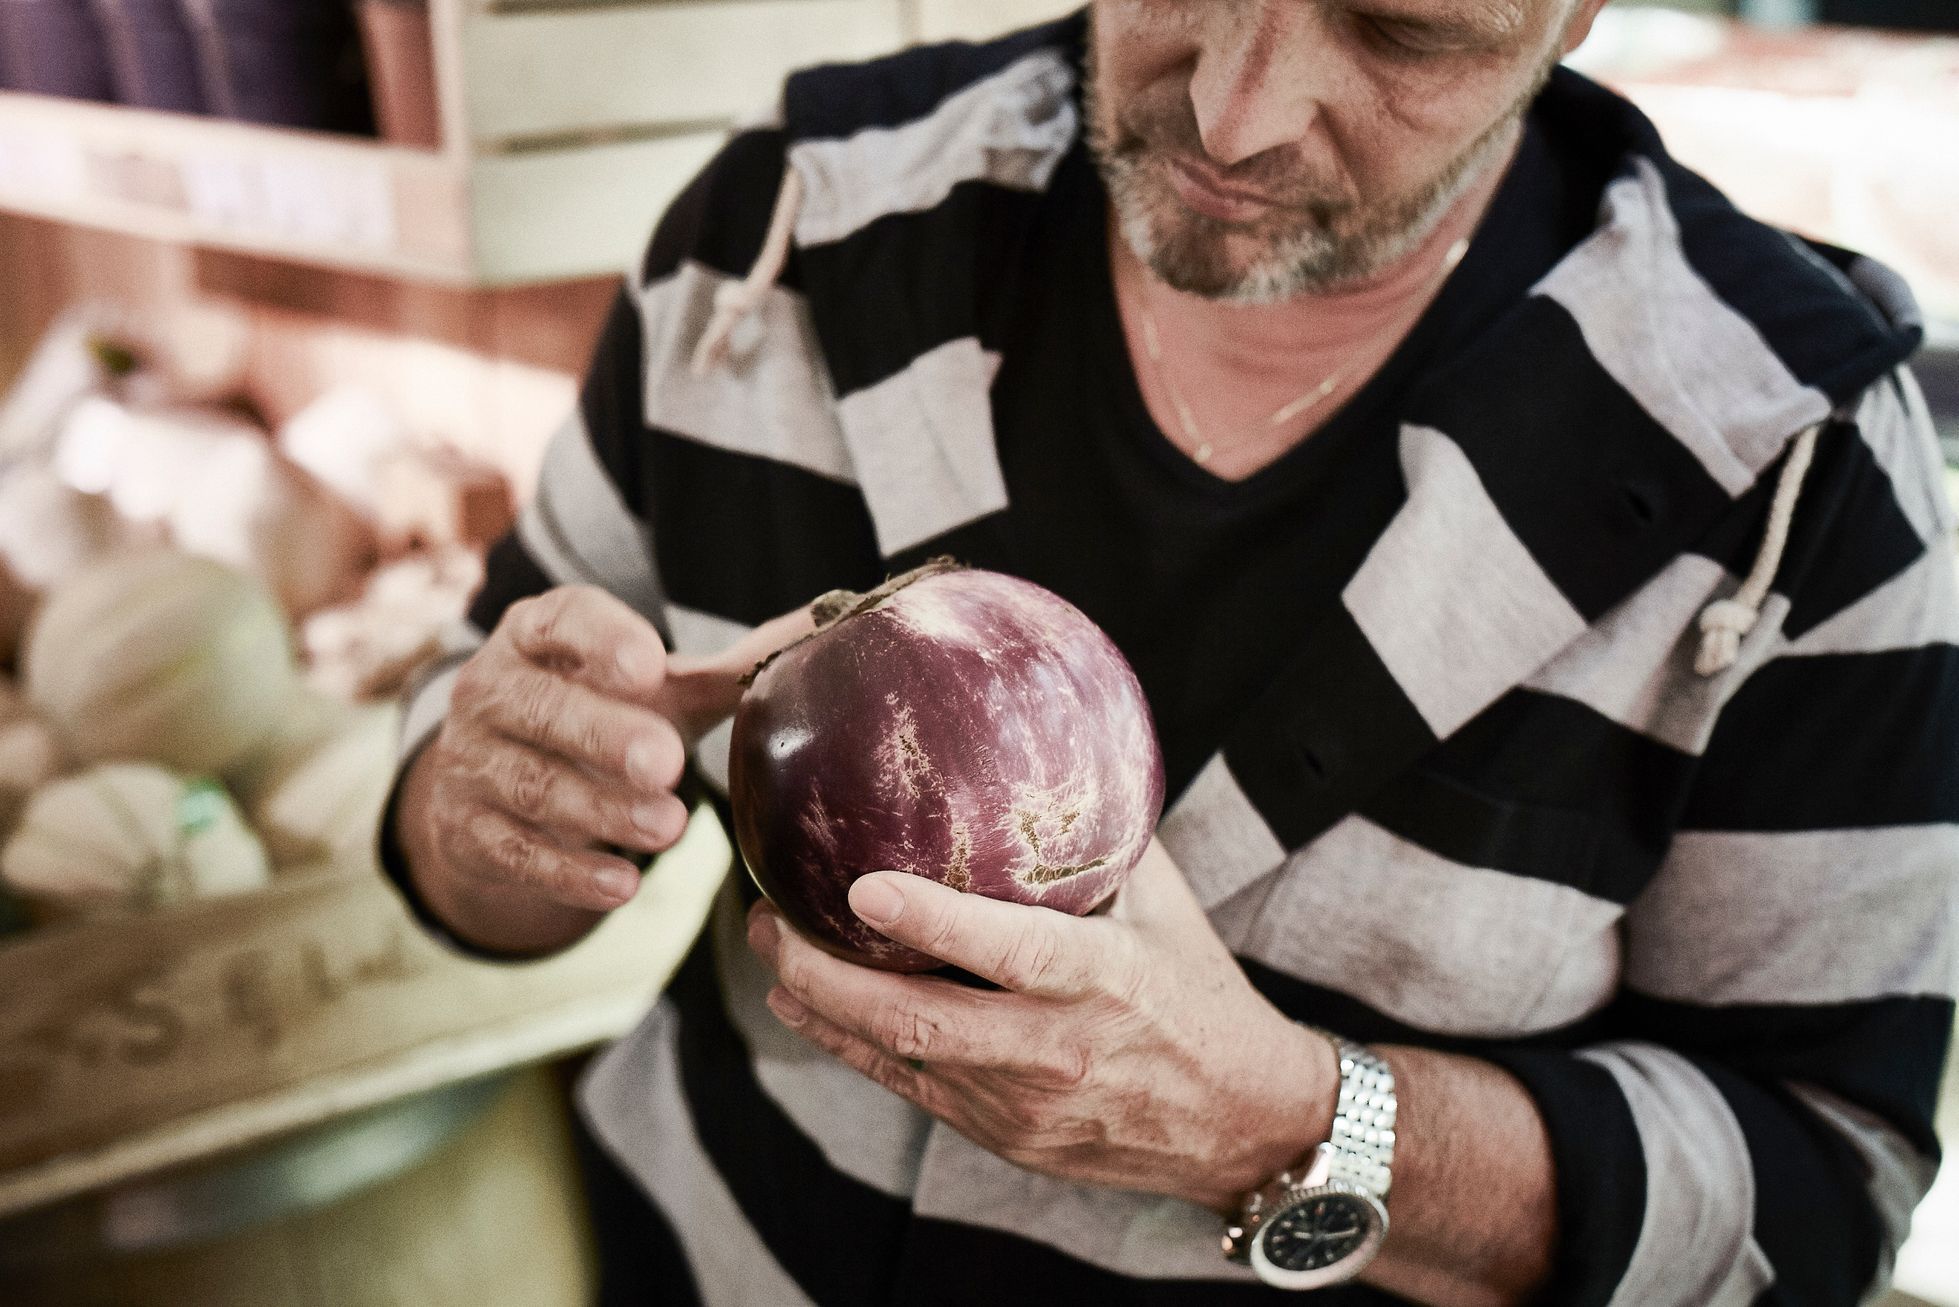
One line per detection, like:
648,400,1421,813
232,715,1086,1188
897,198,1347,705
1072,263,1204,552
382,1,1958,1303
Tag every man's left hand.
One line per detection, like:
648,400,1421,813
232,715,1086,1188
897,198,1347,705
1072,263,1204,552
746,839,1336,1213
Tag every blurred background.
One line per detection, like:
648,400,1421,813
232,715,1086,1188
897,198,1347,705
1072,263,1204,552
0,2,1952,1304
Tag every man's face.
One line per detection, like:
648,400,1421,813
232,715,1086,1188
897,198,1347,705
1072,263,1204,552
1087,0,1603,301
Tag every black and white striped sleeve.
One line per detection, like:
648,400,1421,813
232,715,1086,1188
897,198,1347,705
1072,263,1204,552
1488,371,1959,1306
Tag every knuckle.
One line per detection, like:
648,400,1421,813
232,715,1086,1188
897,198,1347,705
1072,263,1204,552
511,677,560,740
873,1006,935,1062
864,1053,914,1098
1042,1043,1093,1091
502,752,560,815
1004,1098,1052,1141
775,948,810,996
490,828,546,886
573,715,620,770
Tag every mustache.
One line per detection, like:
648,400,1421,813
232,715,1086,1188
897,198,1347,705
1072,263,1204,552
1101,94,1355,218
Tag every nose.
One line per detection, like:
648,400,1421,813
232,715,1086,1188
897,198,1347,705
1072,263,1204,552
1187,2,1325,167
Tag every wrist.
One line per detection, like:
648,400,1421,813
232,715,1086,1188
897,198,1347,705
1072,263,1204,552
1196,1016,1341,1214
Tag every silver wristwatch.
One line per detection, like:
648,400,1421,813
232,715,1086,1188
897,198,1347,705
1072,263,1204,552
1223,1035,1396,1290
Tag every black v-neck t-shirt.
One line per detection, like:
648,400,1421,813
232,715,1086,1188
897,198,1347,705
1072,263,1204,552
987,111,1596,808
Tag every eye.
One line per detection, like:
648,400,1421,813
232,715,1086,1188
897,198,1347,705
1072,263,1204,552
1357,15,1456,60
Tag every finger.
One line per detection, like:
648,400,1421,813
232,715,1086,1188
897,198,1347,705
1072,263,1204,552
846,873,1119,999
748,905,1041,1071
764,986,937,1108
502,586,669,701
470,662,686,790
454,806,643,912
667,603,819,683
479,736,692,853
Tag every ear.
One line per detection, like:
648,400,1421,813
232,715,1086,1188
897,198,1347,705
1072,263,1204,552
1559,0,1612,58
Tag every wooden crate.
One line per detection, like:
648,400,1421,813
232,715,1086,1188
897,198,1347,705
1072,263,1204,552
0,0,1077,286
0,804,731,1221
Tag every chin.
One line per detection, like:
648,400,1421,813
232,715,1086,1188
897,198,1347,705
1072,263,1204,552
1117,200,1376,303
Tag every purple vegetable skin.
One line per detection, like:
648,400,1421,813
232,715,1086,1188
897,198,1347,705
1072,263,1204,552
729,561,1166,972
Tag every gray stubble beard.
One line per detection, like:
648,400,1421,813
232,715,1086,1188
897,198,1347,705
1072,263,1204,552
1086,47,1561,303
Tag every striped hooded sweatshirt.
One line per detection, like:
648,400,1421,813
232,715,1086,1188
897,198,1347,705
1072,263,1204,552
385,12,1958,1305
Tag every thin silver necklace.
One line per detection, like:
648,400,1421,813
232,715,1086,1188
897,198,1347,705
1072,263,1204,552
1135,237,1471,467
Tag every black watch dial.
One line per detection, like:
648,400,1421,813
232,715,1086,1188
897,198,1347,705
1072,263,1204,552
1261,1192,1377,1273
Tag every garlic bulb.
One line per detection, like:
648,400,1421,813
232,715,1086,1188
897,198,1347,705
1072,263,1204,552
1,764,270,920
25,551,298,777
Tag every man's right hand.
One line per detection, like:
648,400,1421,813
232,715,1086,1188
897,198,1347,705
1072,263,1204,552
395,585,814,957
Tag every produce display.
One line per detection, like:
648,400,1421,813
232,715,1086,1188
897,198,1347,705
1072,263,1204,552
24,550,298,776
730,561,1165,972
0,313,513,941
233,690,401,867
1,763,269,921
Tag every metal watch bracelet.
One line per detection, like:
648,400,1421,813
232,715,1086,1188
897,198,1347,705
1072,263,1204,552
1223,1032,1396,1265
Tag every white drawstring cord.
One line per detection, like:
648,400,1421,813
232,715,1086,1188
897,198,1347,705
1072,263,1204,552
690,167,806,377
1695,421,1825,677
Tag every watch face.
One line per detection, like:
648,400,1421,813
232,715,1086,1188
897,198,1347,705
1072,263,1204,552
1250,1188,1387,1290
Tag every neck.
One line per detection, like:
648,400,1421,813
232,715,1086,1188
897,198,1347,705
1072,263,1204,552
1119,122,1521,360
1110,126,1521,479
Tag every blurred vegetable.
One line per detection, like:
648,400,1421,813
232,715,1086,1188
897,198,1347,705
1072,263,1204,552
277,386,404,520
302,549,482,700
24,551,298,776
0,464,139,590
57,397,375,618
0,712,63,844
1,764,269,920
233,689,401,868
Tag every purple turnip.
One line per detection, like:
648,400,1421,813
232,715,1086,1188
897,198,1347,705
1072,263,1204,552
729,560,1165,972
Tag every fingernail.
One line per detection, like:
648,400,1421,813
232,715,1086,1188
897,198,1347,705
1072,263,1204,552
747,911,781,957
850,874,905,927
633,802,671,838
627,740,663,787
594,868,639,903
766,987,808,1028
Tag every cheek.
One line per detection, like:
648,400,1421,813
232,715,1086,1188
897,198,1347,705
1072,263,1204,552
1333,57,1531,192
1091,0,1198,109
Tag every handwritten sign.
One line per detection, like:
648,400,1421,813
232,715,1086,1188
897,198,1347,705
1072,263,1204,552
0,812,729,1207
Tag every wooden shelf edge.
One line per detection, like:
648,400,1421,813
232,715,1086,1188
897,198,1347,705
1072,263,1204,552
0,91,478,284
